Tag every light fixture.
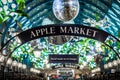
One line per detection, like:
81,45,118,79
12,61,18,66
53,0,79,21
91,67,101,73
113,60,118,66
0,55,5,62
91,74,95,77
108,62,113,68
86,55,93,62
22,64,27,69
43,59,48,64
2,0,7,4
18,63,23,68
30,68,34,72
96,67,101,72
83,62,87,66
8,0,13,3
30,68,40,73
104,64,108,69
111,69,116,73
36,70,40,74
33,50,41,58
11,3,16,9
80,65,84,69
46,64,51,68
96,42,102,52
6,58,12,65
117,59,120,64
3,5,8,11
0,8,2,12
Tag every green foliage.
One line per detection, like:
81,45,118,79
0,0,29,24
95,25,99,28
118,31,120,38
0,14,3,23
16,0,25,10
95,14,99,22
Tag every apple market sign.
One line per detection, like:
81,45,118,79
17,24,108,44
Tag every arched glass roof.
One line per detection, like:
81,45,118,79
0,0,120,73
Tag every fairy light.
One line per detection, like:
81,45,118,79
3,5,8,11
11,3,16,8
113,60,118,66
2,0,7,4
108,62,113,68
0,8,2,12
8,0,13,3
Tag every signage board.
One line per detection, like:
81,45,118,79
17,24,109,44
49,54,79,63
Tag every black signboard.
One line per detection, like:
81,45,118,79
49,54,79,63
17,24,109,44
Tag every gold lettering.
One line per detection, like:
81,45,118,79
86,29,92,36
40,28,46,35
60,27,67,33
35,30,41,36
30,31,36,38
92,30,98,37
74,27,79,34
80,28,85,35
68,27,73,33
45,28,48,34
50,27,55,34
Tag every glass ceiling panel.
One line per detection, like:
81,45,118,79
84,3,105,19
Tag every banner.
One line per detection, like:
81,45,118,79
17,24,109,43
49,54,79,63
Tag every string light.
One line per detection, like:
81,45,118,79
6,58,12,65
0,8,2,12
22,64,27,69
0,55,5,62
11,3,16,9
12,61,18,66
104,64,108,69
18,63,23,68
2,0,7,4
113,60,118,66
3,5,8,11
8,0,13,3
108,62,113,68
